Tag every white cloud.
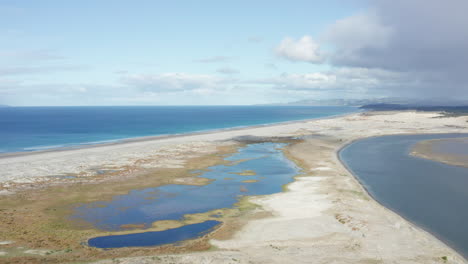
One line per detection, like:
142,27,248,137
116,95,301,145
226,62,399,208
276,36,324,63
120,72,229,92
249,67,419,99
273,72,335,90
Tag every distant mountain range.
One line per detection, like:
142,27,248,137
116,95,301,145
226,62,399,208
276,97,468,107
360,103,468,113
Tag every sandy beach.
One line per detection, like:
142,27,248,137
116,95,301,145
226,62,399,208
1,111,468,263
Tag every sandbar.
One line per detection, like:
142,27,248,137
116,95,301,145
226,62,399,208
1,111,468,263
412,137,468,168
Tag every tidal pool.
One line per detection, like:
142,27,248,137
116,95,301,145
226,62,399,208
340,134,468,258
71,142,301,248
88,220,221,248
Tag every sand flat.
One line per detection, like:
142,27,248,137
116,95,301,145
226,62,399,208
2,111,468,263
412,137,468,168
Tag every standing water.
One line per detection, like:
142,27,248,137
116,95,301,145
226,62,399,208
340,134,468,258
72,142,302,248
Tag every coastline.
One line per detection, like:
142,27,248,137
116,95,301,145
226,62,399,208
337,135,468,260
204,113,468,264
1,110,468,263
0,109,359,159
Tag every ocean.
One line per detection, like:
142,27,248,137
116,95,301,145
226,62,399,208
0,105,356,153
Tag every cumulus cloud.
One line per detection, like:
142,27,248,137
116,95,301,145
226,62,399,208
268,0,468,100
5,0,468,105
320,0,468,98
276,36,324,63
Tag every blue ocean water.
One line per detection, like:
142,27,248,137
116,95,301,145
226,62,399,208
0,106,356,153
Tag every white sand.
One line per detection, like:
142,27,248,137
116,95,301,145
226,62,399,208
2,111,468,263
2,111,464,185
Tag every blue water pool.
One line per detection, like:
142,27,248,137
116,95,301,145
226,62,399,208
73,142,301,248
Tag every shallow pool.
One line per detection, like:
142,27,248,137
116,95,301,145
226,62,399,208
72,142,301,248
88,220,221,248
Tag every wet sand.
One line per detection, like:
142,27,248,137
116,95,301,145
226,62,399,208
1,111,468,263
412,137,468,168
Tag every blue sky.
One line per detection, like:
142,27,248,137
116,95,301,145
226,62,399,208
1,0,467,106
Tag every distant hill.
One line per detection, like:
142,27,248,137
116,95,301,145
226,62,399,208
274,97,468,107
282,98,410,106
360,103,468,115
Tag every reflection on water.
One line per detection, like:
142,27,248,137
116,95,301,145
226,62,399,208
340,134,468,258
72,142,301,248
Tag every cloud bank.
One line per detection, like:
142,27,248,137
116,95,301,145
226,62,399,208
3,0,468,105
276,0,468,99
120,73,232,93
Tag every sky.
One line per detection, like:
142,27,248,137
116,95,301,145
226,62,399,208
1,0,468,106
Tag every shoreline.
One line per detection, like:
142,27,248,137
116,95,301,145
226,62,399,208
1,110,468,263
208,111,468,264
0,110,359,159
337,135,468,260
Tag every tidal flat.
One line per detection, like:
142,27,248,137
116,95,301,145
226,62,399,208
0,143,255,262
341,134,468,258
72,142,301,247
412,137,468,168
1,111,468,263
0,139,301,263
